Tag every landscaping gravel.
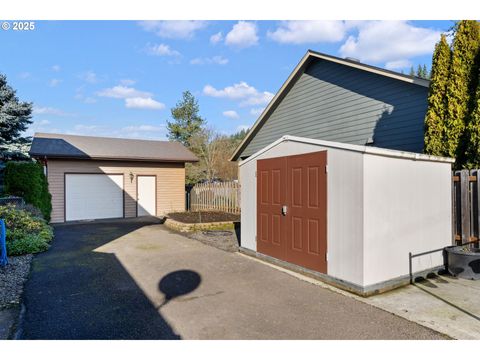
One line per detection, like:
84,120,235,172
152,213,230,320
186,230,239,252
0,255,33,309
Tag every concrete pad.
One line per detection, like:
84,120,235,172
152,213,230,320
363,275,480,340
91,222,444,339
20,219,445,339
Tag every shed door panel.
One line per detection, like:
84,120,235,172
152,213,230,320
256,151,327,274
257,156,287,260
285,152,327,273
65,174,124,221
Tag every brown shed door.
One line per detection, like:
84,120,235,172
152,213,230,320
257,151,327,274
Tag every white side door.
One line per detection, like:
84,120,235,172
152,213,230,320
137,175,156,216
65,174,124,221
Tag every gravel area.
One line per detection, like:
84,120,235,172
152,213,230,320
186,230,239,252
168,211,240,223
0,255,33,309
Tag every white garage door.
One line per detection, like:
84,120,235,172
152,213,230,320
65,174,124,221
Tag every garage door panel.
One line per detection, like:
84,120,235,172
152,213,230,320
65,174,124,221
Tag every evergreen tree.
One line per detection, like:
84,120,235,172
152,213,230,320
466,76,480,167
424,34,452,156
417,64,424,78
409,66,415,76
444,20,480,161
422,64,429,79
0,74,33,159
166,90,205,147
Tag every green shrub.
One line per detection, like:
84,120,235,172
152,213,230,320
3,161,52,221
0,205,53,256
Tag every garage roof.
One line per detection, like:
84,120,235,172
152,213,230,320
29,133,199,162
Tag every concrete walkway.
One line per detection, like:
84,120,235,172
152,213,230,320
364,274,480,340
19,218,445,339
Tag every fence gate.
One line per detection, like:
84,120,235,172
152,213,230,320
453,170,480,245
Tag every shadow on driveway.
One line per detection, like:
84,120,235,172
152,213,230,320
19,217,196,340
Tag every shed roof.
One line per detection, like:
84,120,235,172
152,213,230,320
230,50,430,161
29,133,199,162
238,135,455,166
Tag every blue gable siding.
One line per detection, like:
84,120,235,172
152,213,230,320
240,59,428,159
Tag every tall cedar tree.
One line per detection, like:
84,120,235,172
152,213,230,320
424,34,452,156
166,91,205,148
0,74,33,159
444,20,480,162
466,73,480,167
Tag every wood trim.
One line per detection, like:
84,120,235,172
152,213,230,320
63,172,125,222
136,174,157,217
453,175,477,182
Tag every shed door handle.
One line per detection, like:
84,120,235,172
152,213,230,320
281,205,287,216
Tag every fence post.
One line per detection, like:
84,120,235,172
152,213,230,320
460,169,471,244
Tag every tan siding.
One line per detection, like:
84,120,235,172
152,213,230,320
47,160,185,223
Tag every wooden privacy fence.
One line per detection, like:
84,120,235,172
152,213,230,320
452,170,480,245
188,181,241,213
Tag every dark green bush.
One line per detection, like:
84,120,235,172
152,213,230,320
0,205,53,256
3,161,52,221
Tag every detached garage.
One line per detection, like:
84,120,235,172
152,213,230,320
29,133,198,223
239,136,454,295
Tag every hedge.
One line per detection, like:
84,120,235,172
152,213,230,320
0,204,53,256
3,161,52,221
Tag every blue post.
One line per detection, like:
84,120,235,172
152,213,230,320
0,219,7,266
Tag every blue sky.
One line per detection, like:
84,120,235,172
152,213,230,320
0,20,453,140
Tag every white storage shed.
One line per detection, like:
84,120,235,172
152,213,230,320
239,135,454,295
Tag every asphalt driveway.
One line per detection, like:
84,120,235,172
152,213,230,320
19,218,445,339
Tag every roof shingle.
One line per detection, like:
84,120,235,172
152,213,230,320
29,133,199,162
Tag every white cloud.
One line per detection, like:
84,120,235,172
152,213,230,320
139,20,207,39
48,78,62,87
190,56,228,65
267,21,347,44
210,32,223,44
33,106,71,116
223,110,240,119
79,70,98,84
119,79,136,86
250,107,264,116
385,59,412,70
51,65,61,72
339,21,441,65
97,84,164,111
125,97,165,110
146,43,181,57
97,85,152,99
225,21,259,48
203,81,273,107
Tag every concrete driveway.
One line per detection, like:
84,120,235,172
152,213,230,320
19,218,445,339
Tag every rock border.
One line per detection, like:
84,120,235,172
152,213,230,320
164,218,236,232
